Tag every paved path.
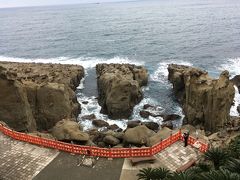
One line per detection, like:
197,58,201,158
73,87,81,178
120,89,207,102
34,153,124,180
1,131,201,180
155,141,199,171
0,132,59,180
120,141,200,180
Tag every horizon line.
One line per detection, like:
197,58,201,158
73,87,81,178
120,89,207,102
0,0,139,10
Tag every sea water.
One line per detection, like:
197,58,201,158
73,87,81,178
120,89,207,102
0,0,240,130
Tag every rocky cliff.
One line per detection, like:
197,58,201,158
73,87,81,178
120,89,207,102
0,62,84,132
96,63,148,119
168,64,235,132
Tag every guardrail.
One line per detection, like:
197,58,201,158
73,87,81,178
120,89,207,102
0,123,208,158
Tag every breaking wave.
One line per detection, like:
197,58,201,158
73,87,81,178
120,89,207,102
0,55,145,70
150,60,193,84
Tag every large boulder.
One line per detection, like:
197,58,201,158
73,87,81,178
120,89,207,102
0,68,36,132
103,135,120,146
123,125,155,145
96,64,148,119
51,119,89,142
92,120,109,127
168,64,235,132
147,127,172,147
0,62,84,132
142,122,159,131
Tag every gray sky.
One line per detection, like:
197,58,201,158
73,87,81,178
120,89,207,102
0,0,132,8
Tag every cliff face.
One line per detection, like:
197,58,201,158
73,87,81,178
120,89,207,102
96,64,148,119
168,64,235,132
0,62,84,132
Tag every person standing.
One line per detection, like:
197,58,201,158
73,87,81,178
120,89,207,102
183,132,189,147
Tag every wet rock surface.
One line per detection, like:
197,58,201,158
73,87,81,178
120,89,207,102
0,62,84,132
231,75,240,93
96,63,148,119
168,64,235,132
92,119,109,128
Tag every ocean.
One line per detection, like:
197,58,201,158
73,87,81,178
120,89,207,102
0,0,240,130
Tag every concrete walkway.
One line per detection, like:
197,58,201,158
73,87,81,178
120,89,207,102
0,132,59,180
34,153,124,180
120,141,200,180
1,131,201,180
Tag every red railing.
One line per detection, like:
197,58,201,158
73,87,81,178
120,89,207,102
0,123,208,158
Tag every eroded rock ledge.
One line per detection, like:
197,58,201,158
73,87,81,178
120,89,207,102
168,64,235,132
0,62,84,132
96,63,148,119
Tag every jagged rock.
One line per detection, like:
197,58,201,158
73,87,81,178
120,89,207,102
147,127,172,147
231,75,240,93
90,131,105,145
237,105,240,114
107,124,120,131
123,125,155,145
163,114,181,121
103,135,120,146
0,62,84,132
92,120,109,127
143,104,155,109
51,119,89,142
82,101,89,104
105,130,124,140
141,105,164,117
161,122,173,130
139,110,151,118
96,63,148,119
127,120,141,128
142,122,159,131
81,114,96,120
230,116,240,127
168,64,235,132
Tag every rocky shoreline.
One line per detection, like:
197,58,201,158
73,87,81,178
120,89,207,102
0,62,84,132
0,61,239,149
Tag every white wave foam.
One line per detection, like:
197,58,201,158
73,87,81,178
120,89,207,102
150,61,193,83
230,86,240,116
219,57,240,76
219,58,240,117
77,94,164,130
0,56,144,70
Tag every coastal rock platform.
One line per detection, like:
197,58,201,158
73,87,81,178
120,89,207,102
0,62,84,132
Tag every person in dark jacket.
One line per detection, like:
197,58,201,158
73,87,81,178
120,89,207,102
183,132,189,147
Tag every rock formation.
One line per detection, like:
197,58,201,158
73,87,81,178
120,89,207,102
51,119,89,142
147,127,172,147
231,75,240,93
96,63,148,119
168,64,235,132
123,125,155,146
0,62,84,132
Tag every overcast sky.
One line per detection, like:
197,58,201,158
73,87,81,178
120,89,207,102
0,0,132,8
